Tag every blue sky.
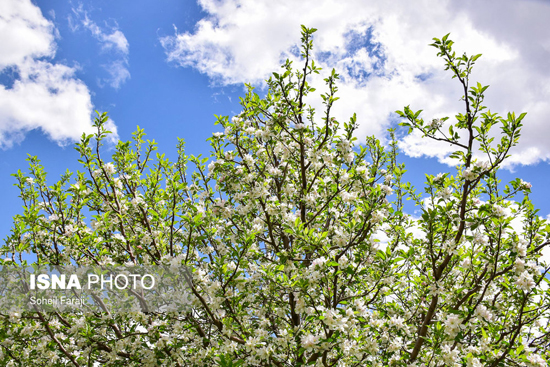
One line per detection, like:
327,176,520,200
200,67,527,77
1,0,550,244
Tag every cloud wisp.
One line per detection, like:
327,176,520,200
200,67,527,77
160,0,550,169
70,4,130,89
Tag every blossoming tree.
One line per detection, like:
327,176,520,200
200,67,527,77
1,27,549,366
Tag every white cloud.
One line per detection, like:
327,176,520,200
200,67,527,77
0,0,55,69
0,0,116,148
70,5,130,89
161,0,550,168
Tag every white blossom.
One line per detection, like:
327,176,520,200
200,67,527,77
301,334,318,350
475,304,493,322
515,271,536,291
104,163,116,175
462,167,476,181
493,204,507,217
429,118,443,129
